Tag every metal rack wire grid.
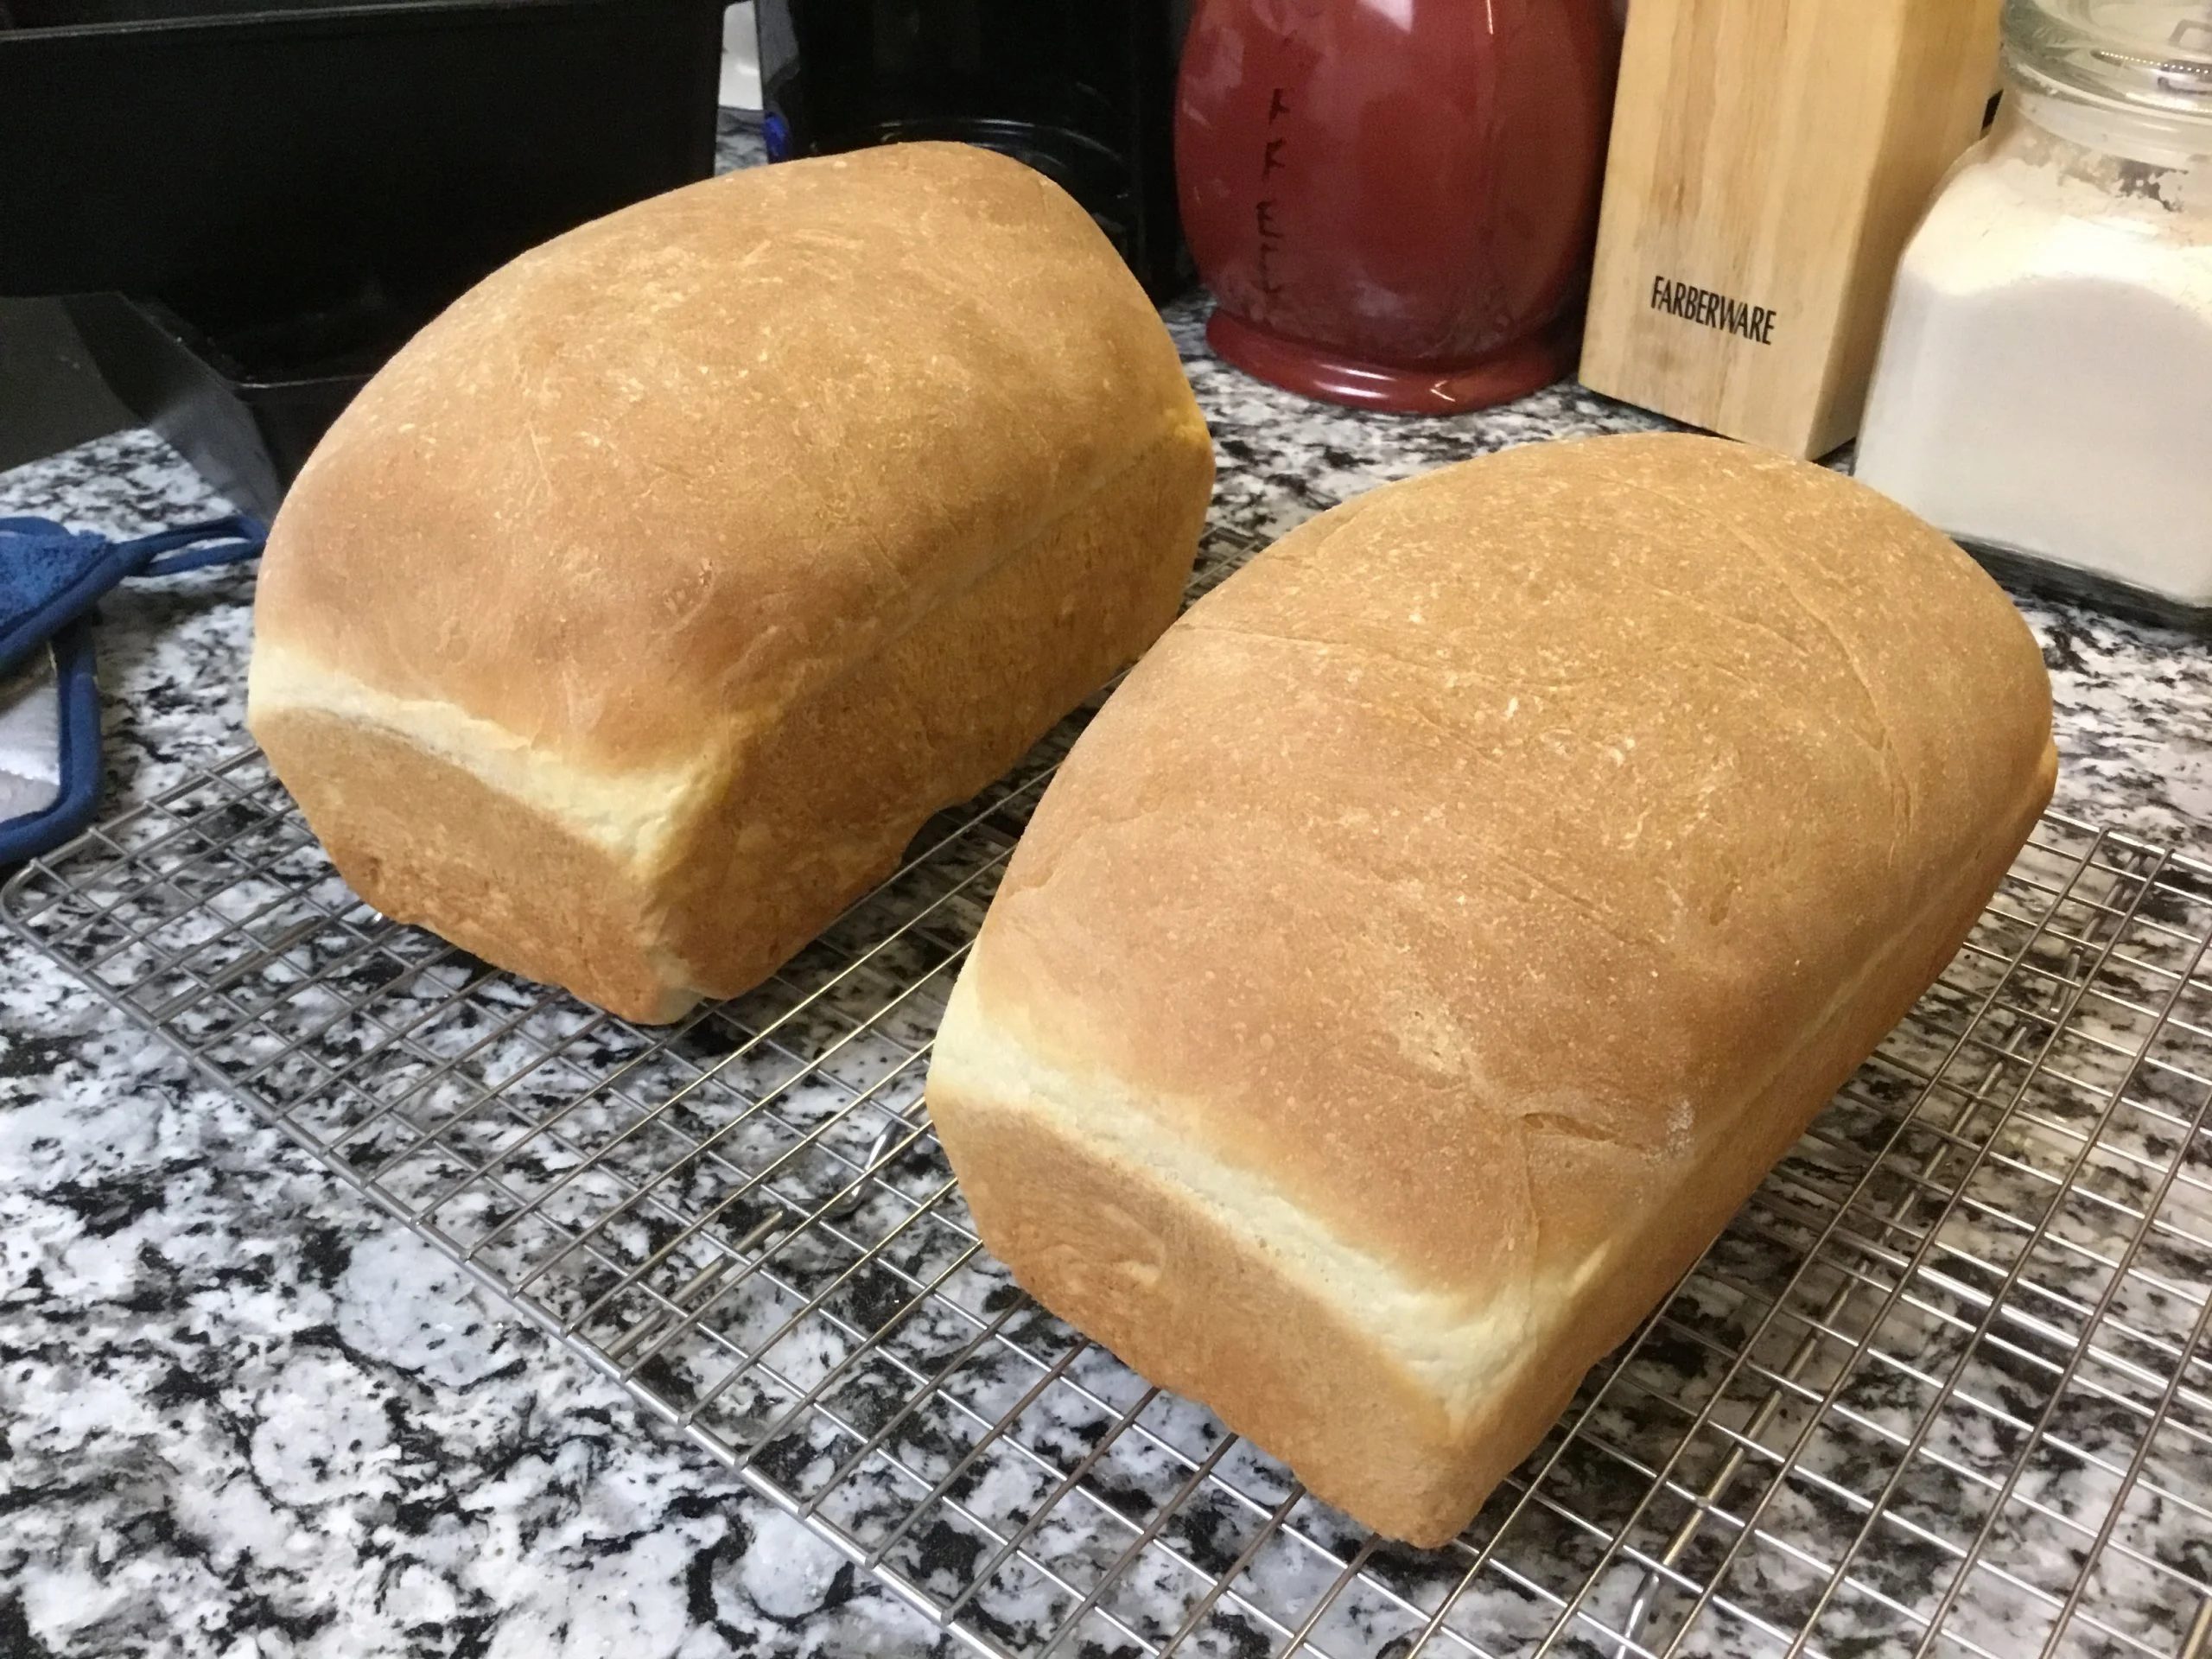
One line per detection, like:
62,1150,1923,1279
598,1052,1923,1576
7,520,2212,1659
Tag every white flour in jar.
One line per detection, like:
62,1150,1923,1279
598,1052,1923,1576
1855,145,2212,605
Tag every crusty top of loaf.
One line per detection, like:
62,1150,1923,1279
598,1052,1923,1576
964,433,2056,1290
251,142,1205,773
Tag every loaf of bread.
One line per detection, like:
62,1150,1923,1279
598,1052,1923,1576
926,433,2055,1547
248,143,1213,1022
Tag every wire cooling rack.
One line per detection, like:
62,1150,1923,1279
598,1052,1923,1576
8,522,2212,1659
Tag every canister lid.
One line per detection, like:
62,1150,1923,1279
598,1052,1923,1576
2007,0,2212,124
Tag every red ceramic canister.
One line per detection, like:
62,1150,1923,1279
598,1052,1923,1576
1176,0,1621,413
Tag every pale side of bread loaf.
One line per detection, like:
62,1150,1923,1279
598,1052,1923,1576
248,143,1213,1021
925,433,2056,1547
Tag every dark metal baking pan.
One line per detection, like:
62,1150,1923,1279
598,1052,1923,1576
61,289,406,525
5,0,722,512
0,0,724,306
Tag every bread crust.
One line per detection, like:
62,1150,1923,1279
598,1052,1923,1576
926,432,2056,1544
248,143,1212,1020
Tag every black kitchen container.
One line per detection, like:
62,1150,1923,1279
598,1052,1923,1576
2,0,724,513
756,0,1192,301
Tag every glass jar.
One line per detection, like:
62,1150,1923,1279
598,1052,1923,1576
1855,0,2212,618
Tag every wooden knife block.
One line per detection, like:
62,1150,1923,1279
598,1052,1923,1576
1579,0,2000,459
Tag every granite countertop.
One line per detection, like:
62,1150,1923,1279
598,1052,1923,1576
7,146,2212,1659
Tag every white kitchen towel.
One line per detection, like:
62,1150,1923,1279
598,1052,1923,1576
0,646,59,823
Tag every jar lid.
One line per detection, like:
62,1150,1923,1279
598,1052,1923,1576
2006,0,2212,124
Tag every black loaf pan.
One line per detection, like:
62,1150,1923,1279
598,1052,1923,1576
2,0,725,520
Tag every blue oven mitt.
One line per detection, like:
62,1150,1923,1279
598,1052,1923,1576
0,512,265,865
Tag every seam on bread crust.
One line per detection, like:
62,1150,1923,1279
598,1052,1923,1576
932,969,1569,1426
248,413,1210,887
246,645,716,872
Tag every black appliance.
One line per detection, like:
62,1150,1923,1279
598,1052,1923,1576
756,0,1192,300
1,0,723,519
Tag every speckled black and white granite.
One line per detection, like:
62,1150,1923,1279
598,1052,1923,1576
5,236,2212,1659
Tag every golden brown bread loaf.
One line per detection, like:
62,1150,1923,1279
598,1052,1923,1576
248,143,1213,1022
925,432,2056,1547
